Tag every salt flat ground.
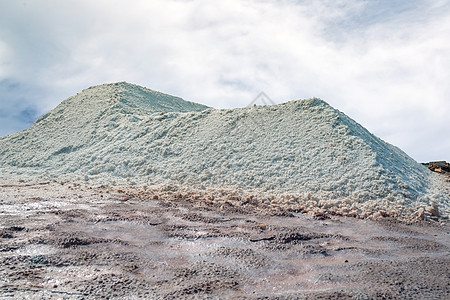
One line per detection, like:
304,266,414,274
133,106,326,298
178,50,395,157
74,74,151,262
0,179,449,299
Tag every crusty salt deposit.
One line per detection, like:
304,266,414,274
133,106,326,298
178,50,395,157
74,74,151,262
0,82,448,218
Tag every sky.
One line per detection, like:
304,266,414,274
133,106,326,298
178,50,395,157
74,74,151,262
0,0,449,162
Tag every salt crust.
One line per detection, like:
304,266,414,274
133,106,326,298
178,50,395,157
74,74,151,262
0,82,448,219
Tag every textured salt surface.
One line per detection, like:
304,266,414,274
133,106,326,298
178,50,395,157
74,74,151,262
0,82,448,218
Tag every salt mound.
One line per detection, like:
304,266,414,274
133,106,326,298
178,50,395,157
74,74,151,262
0,82,447,218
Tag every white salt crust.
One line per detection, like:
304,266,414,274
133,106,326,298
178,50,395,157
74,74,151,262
0,82,448,219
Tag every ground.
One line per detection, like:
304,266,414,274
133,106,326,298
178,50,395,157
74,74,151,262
0,180,449,299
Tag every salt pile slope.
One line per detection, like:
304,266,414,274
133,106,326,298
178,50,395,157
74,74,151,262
0,82,446,216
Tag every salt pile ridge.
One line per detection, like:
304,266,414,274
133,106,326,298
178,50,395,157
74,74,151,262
0,82,447,218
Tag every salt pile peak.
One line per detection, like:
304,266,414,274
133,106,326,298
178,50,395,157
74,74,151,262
35,81,209,124
0,82,447,218
0,81,208,168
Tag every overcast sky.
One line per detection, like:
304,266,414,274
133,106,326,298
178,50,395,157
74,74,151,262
0,0,449,162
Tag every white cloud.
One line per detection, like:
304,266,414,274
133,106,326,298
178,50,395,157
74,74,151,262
0,39,12,80
0,0,448,161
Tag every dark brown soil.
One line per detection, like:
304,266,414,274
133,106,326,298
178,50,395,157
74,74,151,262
0,180,449,299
